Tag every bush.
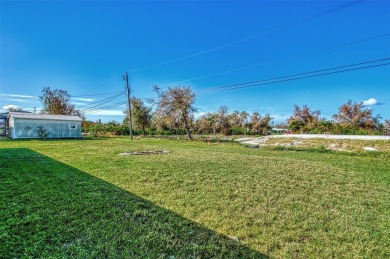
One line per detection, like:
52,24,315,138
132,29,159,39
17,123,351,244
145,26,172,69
288,120,304,133
36,126,49,139
229,127,246,135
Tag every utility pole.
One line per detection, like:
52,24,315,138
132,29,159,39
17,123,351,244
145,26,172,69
123,72,133,140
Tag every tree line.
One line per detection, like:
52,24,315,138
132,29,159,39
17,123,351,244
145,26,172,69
10,86,389,137
85,86,390,137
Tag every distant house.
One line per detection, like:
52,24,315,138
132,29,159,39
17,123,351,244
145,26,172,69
7,112,82,139
271,128,290,134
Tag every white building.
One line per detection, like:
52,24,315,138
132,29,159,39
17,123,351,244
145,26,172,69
7,112,82,139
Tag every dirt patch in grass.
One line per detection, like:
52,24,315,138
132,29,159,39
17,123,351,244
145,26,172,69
119,150,171,156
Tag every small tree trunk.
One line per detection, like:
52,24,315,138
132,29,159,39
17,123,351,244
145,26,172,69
183,116,192,140
142,124,146,136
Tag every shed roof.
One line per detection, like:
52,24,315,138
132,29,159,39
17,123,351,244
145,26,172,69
8,112,82,122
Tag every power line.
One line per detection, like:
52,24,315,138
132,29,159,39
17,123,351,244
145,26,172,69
80,101,127,112
81,98,125,112
82,101,127,114
77,92,125,109
75,92,125,108
130,0,363,72
158,32,390,87
72,91,124,98
212,62,390,92
208,57,390,91
204,59,390,92
72,76,120,97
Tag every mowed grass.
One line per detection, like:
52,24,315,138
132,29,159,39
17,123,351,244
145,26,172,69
1,137,389,258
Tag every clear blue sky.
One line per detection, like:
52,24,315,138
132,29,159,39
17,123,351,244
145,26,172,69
1,0,389,123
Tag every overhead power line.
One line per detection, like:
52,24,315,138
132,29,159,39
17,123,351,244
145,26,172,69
158,32,390,87
72,75,122,97
210,57,390,91
81,98,125,112
76,92,125,109
72,91,124,98
81,101,127,114
80,101,127,112
130,0,363,72
204,58,390,92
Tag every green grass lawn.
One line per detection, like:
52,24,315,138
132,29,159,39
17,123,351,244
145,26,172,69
1,137,389,258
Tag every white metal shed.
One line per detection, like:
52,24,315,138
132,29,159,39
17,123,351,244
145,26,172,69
7,112,82,139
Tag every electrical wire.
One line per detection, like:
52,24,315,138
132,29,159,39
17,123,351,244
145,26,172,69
80,96,125,112
72,75,122,96
81,101,127,114
208,57,390,91
158,33,390,87
75,92,125,108
205,60,390,92
72,91,124,98
130,0,363,72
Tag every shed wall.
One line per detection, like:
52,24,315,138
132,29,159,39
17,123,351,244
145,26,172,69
10,118,81,139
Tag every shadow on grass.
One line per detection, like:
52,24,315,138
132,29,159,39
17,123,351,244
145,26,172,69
0,148,266,258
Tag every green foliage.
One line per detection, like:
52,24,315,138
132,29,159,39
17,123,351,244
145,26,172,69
286,116,385,135
83,99,387,137
35,125,49,139
124,97,152,135
39,87,83,117
287,104,321,132
195,108,272,136
288,119,304,132
83,121,193,137
333,99,381,129
82,122,131,137
285,102,386,135
229,126,246,135
154,85,197,140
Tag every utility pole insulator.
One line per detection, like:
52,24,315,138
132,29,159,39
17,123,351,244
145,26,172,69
124,72,133,140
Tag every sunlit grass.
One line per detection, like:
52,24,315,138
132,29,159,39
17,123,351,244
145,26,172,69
1,137,389,258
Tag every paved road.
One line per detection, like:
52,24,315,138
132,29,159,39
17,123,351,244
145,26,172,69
269,134,390,140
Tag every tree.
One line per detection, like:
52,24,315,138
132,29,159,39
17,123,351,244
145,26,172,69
384,119,390,135
288,119,304,133
154,85,197,140
291,105,320,126
239,111,249,128
228,110,241,127
249,112,272,135
39,87,83,117
124,97,152,136
6,106,23,112
195,112,219,135
332,100,380,129
207,113,219,135
216,105,230,135
287,104,320,132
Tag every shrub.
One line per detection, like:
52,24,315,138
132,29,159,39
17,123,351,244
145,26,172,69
229,127,246,135
288,120,305,133
35,126,49,139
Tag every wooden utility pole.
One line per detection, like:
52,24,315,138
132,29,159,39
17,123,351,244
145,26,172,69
123,72,133,140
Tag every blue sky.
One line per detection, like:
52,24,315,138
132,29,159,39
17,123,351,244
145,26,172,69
1,0,389,123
